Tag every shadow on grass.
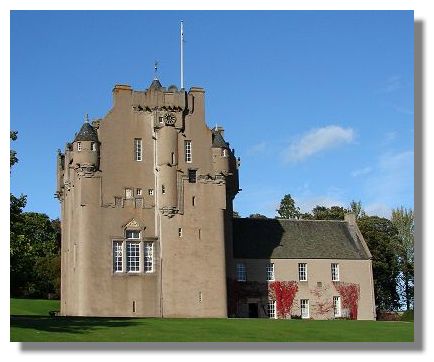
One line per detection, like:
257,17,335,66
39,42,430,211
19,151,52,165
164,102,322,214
11,315,141,335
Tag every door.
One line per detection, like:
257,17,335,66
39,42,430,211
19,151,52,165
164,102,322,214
248,303,258,318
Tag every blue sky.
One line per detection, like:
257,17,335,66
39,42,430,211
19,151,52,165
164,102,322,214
10,10,414,219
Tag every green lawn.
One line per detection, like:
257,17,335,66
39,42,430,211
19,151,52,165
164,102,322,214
10,298,414,342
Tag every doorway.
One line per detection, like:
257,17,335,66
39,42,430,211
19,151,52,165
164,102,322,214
248,303,259,318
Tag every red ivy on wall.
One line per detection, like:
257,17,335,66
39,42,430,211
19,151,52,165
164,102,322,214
335,282,360,320
268,281,299,318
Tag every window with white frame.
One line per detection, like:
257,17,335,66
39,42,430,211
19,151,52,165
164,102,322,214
333,296,341,317
266,263,275,281
77,142,82,151
331,263,340,281
298,263,307,281
300,299,309,319
144,242,153,273
126,242,140,272
148,189,154,196
185,140,192,163
136,188,142,196
236,263,246,282
113,241,123,272
134,138,142,161
126,230,140,239
125,188,133,199
267,301,277,319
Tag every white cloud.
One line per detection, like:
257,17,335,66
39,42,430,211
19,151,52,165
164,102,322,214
351,167,372,177
283,125,355,163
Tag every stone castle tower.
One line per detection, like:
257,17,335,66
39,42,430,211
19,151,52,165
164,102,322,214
56,79,239,317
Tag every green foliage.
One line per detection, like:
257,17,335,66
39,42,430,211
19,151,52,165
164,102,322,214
276,194,300,219
349,200,365,220
10,212,60,298
311,205,348,220
248,213,268,219
391,207,414,310
357,216,401,311
10,130,18,167
400,309,414,321
232,210,241,218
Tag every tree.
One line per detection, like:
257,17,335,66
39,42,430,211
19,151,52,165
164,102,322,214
349,200,366,220
276,194,300,219
311,205,348,220
232,211,241,218
10,130,18,167
249,213,268,219
357,216,400,311
11,212,60,297
391,207,414,310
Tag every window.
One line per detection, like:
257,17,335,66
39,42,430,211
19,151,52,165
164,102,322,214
331,263,340,281
178,228,182,237
91,142,96,151
300,299,309,319
113,241,123,272
198,228,201,240
171,152,175,165
188,169,197,183
298,263,307,281
136,188,142,196
126,242,140,272
125,188,133,199
148,189,154,196
126,230,140,239
267,301,277,319
134,138,142,161
222,149,228,157
192,196,196,206
236,263,246,282
333,296,341,317
266,263,275,281
199,291,203,303
161,185,166,194
159,116,164,124
144,242,153,273
77,142,82,151
185,140,192,163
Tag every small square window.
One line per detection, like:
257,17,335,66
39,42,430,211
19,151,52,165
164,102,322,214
136,188,142,196
188,169,197,183
148,189,154,196
126,230,140,239
162,185,166,194
178,228,182,237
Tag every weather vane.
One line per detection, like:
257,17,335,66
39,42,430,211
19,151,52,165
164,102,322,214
85,113,89,123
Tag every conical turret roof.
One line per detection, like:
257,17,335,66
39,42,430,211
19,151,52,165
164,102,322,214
149,78,163,90
74,122,98,142
212,130,229,148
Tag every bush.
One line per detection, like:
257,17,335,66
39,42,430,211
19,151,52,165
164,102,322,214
400,309,414,321
376,311,401,321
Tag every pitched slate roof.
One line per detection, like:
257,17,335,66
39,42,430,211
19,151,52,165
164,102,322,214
74,122,99,142
233,218,370,260
212,131,229,148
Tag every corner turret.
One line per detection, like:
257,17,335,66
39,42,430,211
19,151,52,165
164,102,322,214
72,118,100,172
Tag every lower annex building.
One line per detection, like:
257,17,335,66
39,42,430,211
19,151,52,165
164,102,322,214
56,78,376,320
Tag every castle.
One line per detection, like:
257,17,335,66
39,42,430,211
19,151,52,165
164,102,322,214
56,78,376,320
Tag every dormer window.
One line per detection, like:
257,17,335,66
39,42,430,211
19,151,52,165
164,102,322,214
77,142,82,151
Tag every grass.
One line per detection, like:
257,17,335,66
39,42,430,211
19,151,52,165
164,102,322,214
10,298,414,342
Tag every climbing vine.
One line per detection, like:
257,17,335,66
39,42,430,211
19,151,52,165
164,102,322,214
268,281,299,318
335,282,360,320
